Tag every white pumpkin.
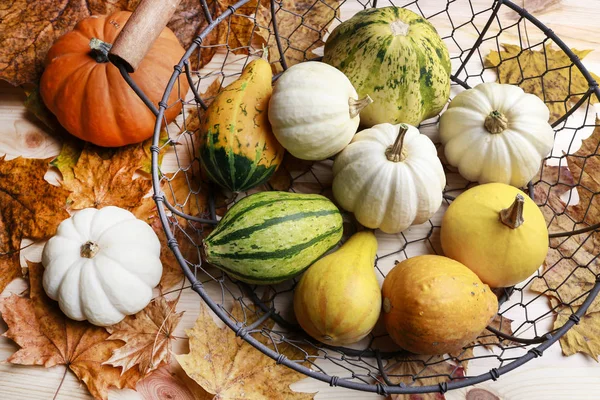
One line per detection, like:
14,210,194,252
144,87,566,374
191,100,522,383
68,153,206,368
439,82,554,188
42,206,162,326
332,123,446,234
268,61,373,160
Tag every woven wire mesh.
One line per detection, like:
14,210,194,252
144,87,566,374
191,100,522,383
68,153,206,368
143,0,600,394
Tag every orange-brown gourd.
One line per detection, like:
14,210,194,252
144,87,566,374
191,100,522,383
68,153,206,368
40,11,189,147
293,231,381,346
382,255,497,355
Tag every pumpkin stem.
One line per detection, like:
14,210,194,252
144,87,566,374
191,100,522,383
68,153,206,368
89,38,113,63
260,44,269,61
390,19,410,36
386,123,409,162
348,95,374,119
81,241,100,258
500,194,525,229
484,110,508,134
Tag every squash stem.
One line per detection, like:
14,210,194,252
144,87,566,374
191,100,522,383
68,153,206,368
89,38,113,63
386,124,409,162
484,110,508,134
348,95,374,119
500,194,525,229
81,241,100,258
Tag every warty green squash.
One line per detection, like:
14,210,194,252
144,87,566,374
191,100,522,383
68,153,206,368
323,6,451,127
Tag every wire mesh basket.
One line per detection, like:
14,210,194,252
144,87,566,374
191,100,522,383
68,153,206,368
117,0,600,395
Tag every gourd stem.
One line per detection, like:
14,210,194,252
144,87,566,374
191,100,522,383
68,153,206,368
348,95,374,119
386,124,409,162
484,110,508,134
500,194,525,229
260,45,269,61
89,38,113,63
81,241,100,258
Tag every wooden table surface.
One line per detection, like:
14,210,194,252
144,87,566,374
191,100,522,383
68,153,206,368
1,1,600,399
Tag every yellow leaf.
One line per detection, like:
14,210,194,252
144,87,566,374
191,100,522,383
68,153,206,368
176,302,316,399
484,43,600,124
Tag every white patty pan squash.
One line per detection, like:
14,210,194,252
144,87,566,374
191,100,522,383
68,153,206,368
268,61,373,161
332,123,446,233
439,82,554,188
42,206,162,326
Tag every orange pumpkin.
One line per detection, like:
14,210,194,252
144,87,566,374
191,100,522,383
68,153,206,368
40,11,189,147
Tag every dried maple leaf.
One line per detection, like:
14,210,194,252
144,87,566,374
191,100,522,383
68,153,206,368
0,262,142,400
53,140,152,210
267,153,314,192
104,297,183,375
566,121,600,227
256,0,341,71
485,43,600,124
0,157,69,293
0,0,139,86
380,355,465,400
476,315,517,350
176,301,316,399
137,366,213,400
550,298,600,361
169,0,263,70
531,132,600,314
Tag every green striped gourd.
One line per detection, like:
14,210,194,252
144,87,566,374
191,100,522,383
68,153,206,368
323,6,451,127
203,191,343,284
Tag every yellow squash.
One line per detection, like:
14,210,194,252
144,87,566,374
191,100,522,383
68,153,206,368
200,56,285,192
441,183,549,287
293,231,381,346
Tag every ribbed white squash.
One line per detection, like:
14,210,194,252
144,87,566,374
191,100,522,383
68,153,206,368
439,82,554,188
268,61,373,160
42,206,162,326
332,123,445,234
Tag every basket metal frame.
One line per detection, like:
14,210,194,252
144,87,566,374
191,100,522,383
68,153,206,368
113,0,600,395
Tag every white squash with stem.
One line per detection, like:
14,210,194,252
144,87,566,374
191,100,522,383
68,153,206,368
333,123,446,234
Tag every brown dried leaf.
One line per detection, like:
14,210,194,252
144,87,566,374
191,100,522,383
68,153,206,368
176,302,316,399
256,0,341,72
169,0,262,71
104,297,183,375
484,44,600,124
136,366,213,400
0,0,138,86
0,263,142,400
267,154,314,191
566,121,600,227
54,141,152,210
381,355,465,400
531,129,600,314
0,157,69,294
550,299,600,361
476,315,516,350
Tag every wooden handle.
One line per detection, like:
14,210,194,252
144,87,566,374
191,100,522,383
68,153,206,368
108,0,181,72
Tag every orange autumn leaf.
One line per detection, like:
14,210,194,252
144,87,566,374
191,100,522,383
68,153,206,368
52,140,152,210
104,297,183,375
0,262,142,400
0,157,69,294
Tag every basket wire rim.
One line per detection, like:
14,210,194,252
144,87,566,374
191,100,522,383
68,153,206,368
123,0,600,394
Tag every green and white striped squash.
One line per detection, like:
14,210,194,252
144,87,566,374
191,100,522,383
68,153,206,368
323,6,451,127
203,191,343,284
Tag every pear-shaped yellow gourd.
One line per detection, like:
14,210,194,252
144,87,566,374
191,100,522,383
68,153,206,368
441,183,548,288
293,231,381,346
